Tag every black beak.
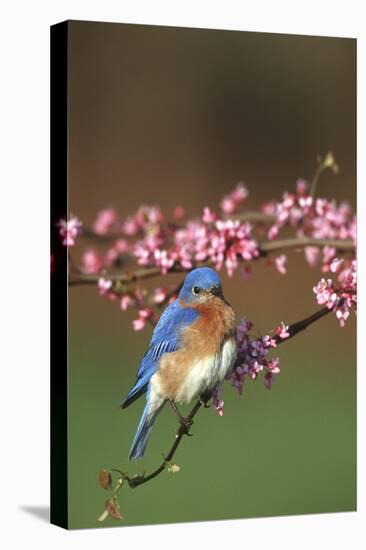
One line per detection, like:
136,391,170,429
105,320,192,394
210,285,223,298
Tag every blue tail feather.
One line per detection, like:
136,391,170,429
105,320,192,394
128,404,159,460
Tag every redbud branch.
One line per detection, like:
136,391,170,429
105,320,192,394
273,306,331,345
224,211,276,223
69,237,355,287
260,237,354,254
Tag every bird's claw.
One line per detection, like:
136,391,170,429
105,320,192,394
180,417,193,436
199,391,213,408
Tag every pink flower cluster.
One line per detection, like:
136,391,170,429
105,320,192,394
135,213,259,277
231,318,281,393
97,276,157,330
263,179,356,273
313,258,357,327
122,205,164,236
61,174,356,348
81,238,130,274
57,216,82,246
78,185,255,278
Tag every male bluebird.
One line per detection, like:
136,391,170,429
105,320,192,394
121,267,237,460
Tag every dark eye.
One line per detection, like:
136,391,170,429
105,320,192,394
192,285,201,295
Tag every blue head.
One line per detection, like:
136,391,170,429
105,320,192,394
178,267,224,306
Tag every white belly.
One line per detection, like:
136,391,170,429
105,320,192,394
176,337,237,403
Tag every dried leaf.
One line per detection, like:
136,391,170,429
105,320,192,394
98,469,112,490
105,497,124,520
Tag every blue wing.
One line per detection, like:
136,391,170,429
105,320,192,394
121,299,199,408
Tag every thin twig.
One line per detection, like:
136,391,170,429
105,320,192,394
273,306,331,345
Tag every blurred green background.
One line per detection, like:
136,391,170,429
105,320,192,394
67,21,356,529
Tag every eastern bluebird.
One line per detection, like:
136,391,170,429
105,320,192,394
121,267,237,460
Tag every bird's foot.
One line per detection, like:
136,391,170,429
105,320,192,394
200,391,213,408
179,416,193,436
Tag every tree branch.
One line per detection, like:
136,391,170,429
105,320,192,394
70,237,355,287
273,306,331,345
260,237,354,254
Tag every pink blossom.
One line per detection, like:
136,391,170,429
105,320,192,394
172,205,185,220
132,318,146,331
261,201,277,216
296,178,308,197
98,277,113,296
153,287,167,304
104,248,119,267
262,180,356,259
231,366,246,395
233,318,281,394
275,254,287,275
289,207,303,226
282,192,296,209
267,357,280,374
231,183,249,203
202,207,217,224
304,246,320,268
122,216,140,236
154,249,175,274
212,388,225,416
330,257,343,273
173,216,258,277
114,239,130,254
313,259,356,327
132,308,154,331
58,216,82,246
138,205,164,225
92,208,117,235
275,322,290,339
335,303,350,327
214,398,224,416
299,196,313,212
268,224,279,240
120,295,134,310
212,219,259,276
82,249,103,274
321,246,336,272
237,317,253,335
220,196,236,215
313,278,337,309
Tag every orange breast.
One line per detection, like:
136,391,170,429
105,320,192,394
156,298,236,401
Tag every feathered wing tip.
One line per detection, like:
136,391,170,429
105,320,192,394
128,405,159,460
120,386,146,409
